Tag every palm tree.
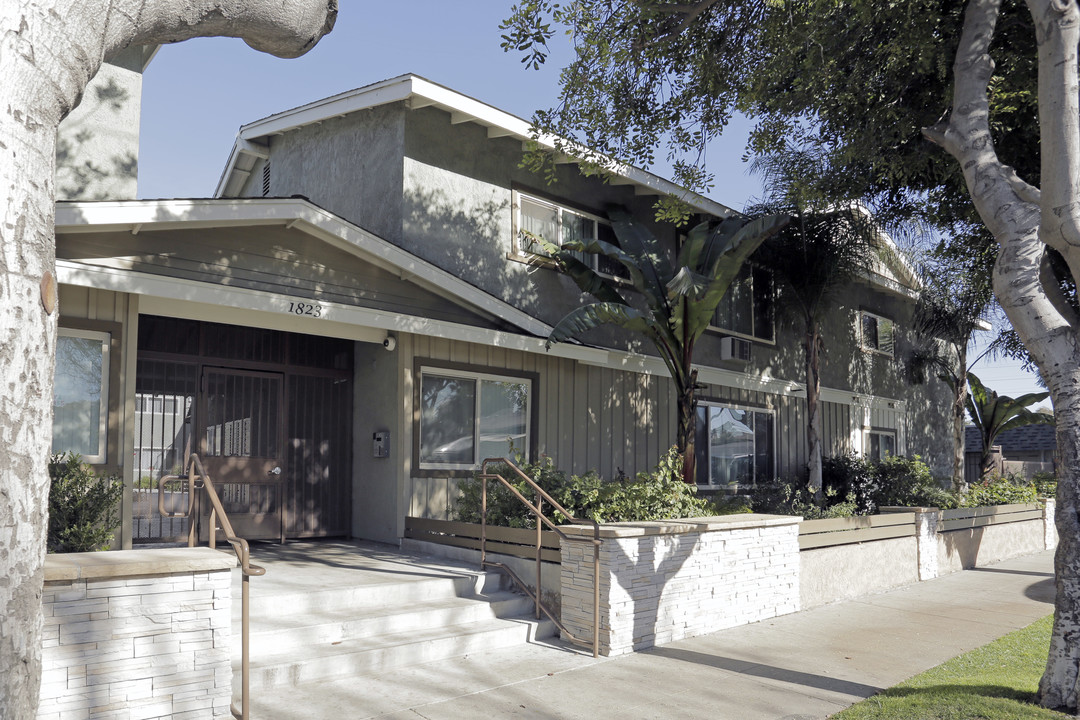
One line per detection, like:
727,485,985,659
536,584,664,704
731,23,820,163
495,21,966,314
748,148,888,498
966,372,1053,480
908,248,995,488
541,208,788,483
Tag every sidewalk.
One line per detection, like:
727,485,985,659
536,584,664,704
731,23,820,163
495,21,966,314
252,550,1055,719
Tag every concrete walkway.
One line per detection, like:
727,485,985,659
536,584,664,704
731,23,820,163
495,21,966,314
250,549,1055,719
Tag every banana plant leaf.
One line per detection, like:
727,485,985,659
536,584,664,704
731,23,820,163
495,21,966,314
547,302,658,348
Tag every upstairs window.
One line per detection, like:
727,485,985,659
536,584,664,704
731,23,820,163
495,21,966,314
710,264,775,342
860,311,895,356
418,367,533,471
513,190,623,277
53,328,110,463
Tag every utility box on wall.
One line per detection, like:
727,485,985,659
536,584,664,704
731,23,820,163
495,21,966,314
373,431,390,458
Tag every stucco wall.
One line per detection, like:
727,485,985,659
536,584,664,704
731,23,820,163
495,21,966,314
937,519,1049,574
56,47,143,201
267,103,405,245
800,536,920,609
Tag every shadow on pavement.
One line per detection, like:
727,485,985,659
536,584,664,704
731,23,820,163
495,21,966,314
646,646,883,698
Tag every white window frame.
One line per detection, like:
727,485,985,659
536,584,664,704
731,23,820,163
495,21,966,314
418,366,533,471
511,190,618,275
707,263,776,345
865,429,898,461
696,401,776,488
859,310,896,356
53,327,110,464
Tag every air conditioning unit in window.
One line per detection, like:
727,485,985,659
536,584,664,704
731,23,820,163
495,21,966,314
720,337,752,362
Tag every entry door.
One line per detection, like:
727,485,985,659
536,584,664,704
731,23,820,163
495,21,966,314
198,368,285,542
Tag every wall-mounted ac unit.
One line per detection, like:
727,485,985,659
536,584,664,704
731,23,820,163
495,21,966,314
720,337,752,362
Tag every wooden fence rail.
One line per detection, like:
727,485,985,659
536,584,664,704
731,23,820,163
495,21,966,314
404,517,561,563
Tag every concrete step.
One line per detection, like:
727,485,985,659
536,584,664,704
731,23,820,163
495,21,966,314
239,616,557,690
239,568,509,617
239,590,539,656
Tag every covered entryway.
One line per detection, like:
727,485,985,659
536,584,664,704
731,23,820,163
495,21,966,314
133,315,353,543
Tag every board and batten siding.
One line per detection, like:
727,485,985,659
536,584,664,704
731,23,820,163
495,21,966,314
400,335,891,520
57,284,139,548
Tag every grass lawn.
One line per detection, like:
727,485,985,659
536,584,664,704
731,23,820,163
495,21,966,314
832,615,1070,719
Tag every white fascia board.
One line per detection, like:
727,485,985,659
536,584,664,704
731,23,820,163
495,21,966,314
819,386,906,412
55,260,605,363
220,74,737,219
55,198,553,338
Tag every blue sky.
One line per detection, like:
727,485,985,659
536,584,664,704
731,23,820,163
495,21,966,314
136,1,1043,400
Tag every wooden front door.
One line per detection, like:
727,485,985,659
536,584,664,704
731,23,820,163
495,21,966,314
198,367,285,542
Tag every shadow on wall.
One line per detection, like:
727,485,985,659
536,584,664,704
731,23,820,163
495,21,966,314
56,78,137,201
609,532,697,653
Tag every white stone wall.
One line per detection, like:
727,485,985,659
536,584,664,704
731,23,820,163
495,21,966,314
38,549,234,719
561,516,800,656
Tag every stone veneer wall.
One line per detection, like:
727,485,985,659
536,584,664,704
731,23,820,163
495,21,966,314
560,515,800,656
38,548,236,720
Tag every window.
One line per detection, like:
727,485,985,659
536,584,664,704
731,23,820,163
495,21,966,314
710,264,774,342
53,328,110,463
418,367,532,470
865,430,897,461
860,311,895,356
694,403,775,488
513,190,623,277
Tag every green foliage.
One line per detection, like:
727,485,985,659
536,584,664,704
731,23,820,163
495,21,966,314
1032,471,1058,499
967,372,1054,480
542,207,787,481
47,453,123,553
873,455,958,510
456,447,714,526
834,615,1067,720
749,481,858,519
755,454,956,517
962,475,1040,508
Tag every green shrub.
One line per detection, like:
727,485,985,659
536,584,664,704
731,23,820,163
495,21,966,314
456,446,713,526
48,453,123,553
873,455,958,510
756,454,957,517
749,480,858,519
963,475,1039,507
1031,471,1057,499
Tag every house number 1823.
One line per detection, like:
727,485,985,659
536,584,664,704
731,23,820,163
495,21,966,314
286,301,323,318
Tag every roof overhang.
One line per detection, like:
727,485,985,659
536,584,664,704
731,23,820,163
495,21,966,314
55,197,554,338
214,74,737,219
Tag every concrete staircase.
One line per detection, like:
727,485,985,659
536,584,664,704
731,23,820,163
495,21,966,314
232,541,555,692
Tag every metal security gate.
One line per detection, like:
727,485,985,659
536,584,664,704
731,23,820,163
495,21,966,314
133,316,353,544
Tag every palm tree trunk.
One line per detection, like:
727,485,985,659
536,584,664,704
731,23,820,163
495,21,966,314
953,354,969,491
805,323,823,500
678,368,698,484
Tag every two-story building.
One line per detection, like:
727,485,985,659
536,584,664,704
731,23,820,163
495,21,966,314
53,73,955,548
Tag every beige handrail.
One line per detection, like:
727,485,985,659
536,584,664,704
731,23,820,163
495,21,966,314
162,455,263,720
478,457,601,658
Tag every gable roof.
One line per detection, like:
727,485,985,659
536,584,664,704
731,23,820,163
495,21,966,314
55,197,553,338
213,73,737,219
964,424,1057,454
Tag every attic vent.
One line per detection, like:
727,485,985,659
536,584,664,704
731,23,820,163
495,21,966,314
261,161,271,196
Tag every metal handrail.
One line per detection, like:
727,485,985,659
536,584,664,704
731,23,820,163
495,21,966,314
478,457,601,658
162,454,263,720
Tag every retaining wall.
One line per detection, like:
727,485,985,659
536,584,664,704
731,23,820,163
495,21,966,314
560,515,800,656
38,548,236,720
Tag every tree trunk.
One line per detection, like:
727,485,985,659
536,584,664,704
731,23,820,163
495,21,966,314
1040,394,1080,710
952,352,969,490
805,323,823,499
677,368,698,484
0,4,334,717
924,0,1080,708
